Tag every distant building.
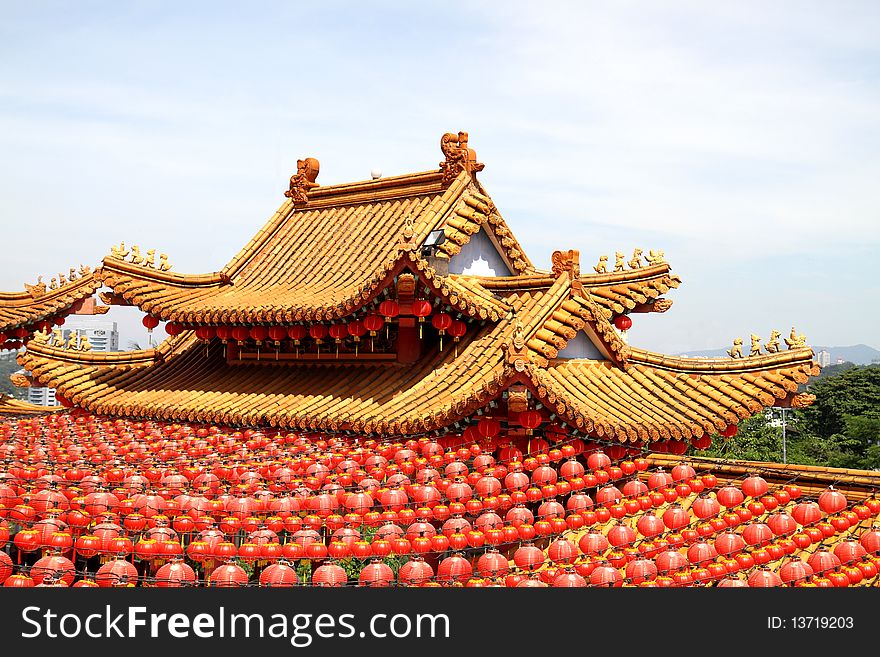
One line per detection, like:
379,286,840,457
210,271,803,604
836,357,845,365
27,382,57,406
27,317,119,405
817,350,831,368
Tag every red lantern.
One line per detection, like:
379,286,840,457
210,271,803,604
287,325,307,343
347,320,366,355
312,563,347,587
142,315,160,333
613,315,632,331
96,559,138,587
379,300,400,319
518,410,542,433
165,322,184,336
328,324,347,357
720,424,738,438
214,325,232,355
195,325,215,342
411,300,432,338
431,312,452,350
209,563,248,587
268,326,287,359
477,417,501,439
818,487,847,515
309,324,328,356
447,320,467,356
231,326,249,345
155,559,196,587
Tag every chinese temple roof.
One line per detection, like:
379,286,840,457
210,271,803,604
7,131,817,444
0,270,100,335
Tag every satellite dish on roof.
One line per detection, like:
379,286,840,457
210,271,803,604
370,168,382,179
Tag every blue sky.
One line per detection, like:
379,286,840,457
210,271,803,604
1,1,878,354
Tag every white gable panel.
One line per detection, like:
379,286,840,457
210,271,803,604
557,332,607,360
448,230,512,277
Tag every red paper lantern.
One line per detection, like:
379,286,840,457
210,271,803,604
613,315,632,331
379,300,399,319
518,410,542,431
720,424,738,438
231,326,249,344
411,299,432,319
142,315,160,332
165,322,184,336
268,326,286,344
287,325,307,342
431,312,452,332
818,487,847,515
477,417,501,439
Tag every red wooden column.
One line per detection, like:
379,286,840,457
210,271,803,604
396,317,421,364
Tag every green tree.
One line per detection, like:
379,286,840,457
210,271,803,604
801,366,880,438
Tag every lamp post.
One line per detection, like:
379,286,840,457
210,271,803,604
781,407,787,464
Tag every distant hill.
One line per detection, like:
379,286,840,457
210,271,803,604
676,343,880,365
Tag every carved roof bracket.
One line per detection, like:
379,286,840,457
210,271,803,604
502,315,532,373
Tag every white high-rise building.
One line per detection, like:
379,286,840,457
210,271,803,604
817,350,831,368
27,317,119,405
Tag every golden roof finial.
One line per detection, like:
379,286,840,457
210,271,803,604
593,255,608,274
65,331,79,350
727,338,743,359
130,245,143,265
749,334,762,357
646,249,666,266
24,276,46,298
31,329,49,344
158,254,172,271
79,264,91,277
144,249,156,268
628,248,643,269
79,335,92,352
784,327,807,349
403,214,415,241
764,330,780,353
613,252,625,272
110,241,128,260
57,272,67,287
49,277,58,290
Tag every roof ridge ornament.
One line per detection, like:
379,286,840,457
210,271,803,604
440,131,484,186
502,312,531,372
784,327,807,349
284,157,320,207
399,214,417,251
551,249,582,296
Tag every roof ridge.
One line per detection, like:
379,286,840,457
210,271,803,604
627,345,818,373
